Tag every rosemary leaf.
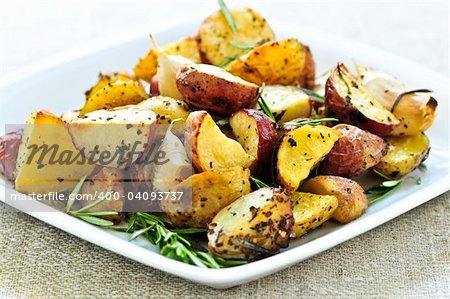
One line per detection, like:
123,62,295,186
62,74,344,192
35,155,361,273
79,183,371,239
258,93,276,122
218,0,238,33
77,215,115,227
367,170,404,205
216,118,229,126
230,42,255,50
220,55,238,68
171,228,207,234
284,118,338,127
65,175,86,212
250,176,269,189
297,87,325,103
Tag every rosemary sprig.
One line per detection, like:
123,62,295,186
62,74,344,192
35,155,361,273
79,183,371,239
250,176,269,189
220,55,238,68
216,117,229,126
218,0,237,33
258,92,276,122
297,87,326,103
284,118,338,128
230,42,255,50
366,170,404,205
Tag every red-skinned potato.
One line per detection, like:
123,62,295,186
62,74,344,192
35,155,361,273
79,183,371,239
325,64,399,136
229,109,278,175
0,129,23,181
150,76,159,96
320,124,388,177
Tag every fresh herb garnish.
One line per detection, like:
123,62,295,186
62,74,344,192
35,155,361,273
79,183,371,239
416,177,422,185
297,87,325,103
258,91,276,122
230,42,255,50
220,55,238,68
366,170,404,205
284,118,338,127
250,176,269,189
419,162,427,170
216,117,229,126
218,0,237,33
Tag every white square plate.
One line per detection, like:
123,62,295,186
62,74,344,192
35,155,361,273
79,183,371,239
1,19,449,289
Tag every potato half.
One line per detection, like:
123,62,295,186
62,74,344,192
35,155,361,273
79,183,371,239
208,187,293,260
162,166,251,228
290,192,338,238
301,175,368,224
325,64,399,136
226,39,315,88
185,111,255,172
274,125,340,192
197,8,275,66
374,133,430,179
137,96,190,125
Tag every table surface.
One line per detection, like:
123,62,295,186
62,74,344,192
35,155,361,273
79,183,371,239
0,0,449,298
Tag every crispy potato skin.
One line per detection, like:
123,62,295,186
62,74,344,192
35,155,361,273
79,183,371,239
150,76,160,96
0,129,22,181
325,64,399,136
226,39,315,87
176,64,259,115
81,167,125,224
374,133,430,179
208,188,293,260
301,176,368,224
185,111,255,172
229,109,278,175
162,167,251,228
290,192,338,238
320,124,388,177
197,8,275,66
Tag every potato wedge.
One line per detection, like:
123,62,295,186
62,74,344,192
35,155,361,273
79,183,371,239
0,129,23,181
208,187,293,260
80,80,148,115
274,125,340,192
176,64,259,115
84,72,134,98
258,85,312,123
290,192,338,238
325,64,399,136
197,8,275,66
61,110,80,123
301,175,368,224
229,109,278,175
226,39,315,88
185,111,255,172
68,105,157,169
81,166,125,224
374,133,430,179
14,110,95,194
320,124,388,177
138,96,190,124
162,167,251,228
133,36,201,83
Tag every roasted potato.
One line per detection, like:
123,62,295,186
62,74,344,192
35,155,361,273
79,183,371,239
208,187,293,260
138,96,190,124
0,129,23,181
274,125,340,192
61,110,80,123
176,64,259,115
81,166,125,224
14,110,95,194
374,133,430,179
229,109,278,175
290,192,338,238
185,111,255,172
301,175,368,224
80,79,148,115
134,36,201,83
197,8,275,66
325,64,399,136
226,39,315,88
68,105,157,168
357,67,438,136
162,166,251,228
84,72,134,98
320,124,388,177
258,85,312,123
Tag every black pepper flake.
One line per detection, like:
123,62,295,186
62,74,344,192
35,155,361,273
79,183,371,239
287,138,297,147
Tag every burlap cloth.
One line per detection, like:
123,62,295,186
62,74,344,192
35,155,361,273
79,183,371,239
0,191,448,298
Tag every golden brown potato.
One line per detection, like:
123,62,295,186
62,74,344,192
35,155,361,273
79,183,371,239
185,111,255,172
80,80,148,115
84,72,134,98
14,110,95,194
81,166,125,224
325,63,399,136
208,187,293,260
133,36,201,83
258,85,312,123
197,8,275,66
374,133,430,179
290,192,338,238
301,176,368,224
320,124,388,177
226,39,315,88
161,167,251,228
137,96,190,125
274,125,341,192
176,64,259,115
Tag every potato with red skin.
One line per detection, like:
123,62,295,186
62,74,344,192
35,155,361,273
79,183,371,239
325,64,399,136
301,175,368,224
320,124,388,177
150,76,159,96
0,129,23,181
176,64,259,115
229,109,278,175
